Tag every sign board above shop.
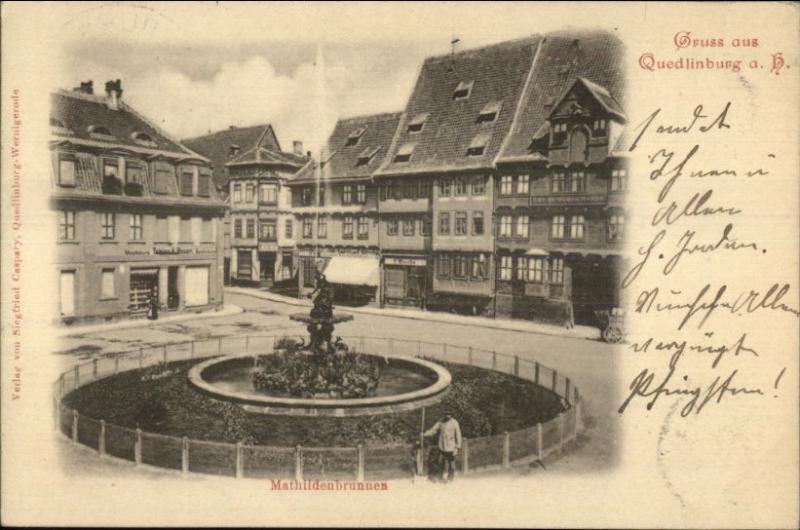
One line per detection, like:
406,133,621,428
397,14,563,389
384,257,427,267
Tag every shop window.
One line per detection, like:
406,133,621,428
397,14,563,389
282,252,293,280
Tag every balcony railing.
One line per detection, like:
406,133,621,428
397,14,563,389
529,193,608,206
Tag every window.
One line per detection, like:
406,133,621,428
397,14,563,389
611,168,627,192
356,146,379,167
179,169,194,196
202,217,214,241
302,218,313,238
393,142,415,163
59,211,76,240
549,258,564,284
454,255,468,278
472,176,485,195
439,178,451,197
515,215,529,238
301,187,313,206
100,212,115,240
453,80,473,100
154,165,171,194
499,215,512,237
317,218,327,239
472,254,487,279
129,214,143,241
403,218,415,237
569,215,585,239
387,219,399,236
421,217,431,236
407,113,428,133
466,131,491,157
438,212,450,235
259,221,277,241
499,256,513,281
356,184,366,204
608,214,625,240
345,127,366,147
472,211,484,235
58,158,76,187
592,119,608,136
500,175,513,195
417,180,430,199
569,170,586,193
234,219,243,239
245,183,255,202
282,251,293,280
126,162,145,186
454,178,466,196
517,174,530,194
246,219,255,239
285,219,293,239
455,212,468,236
357,217,369,239
552,122,568,143
132,132,154,145
551,215,565,239
552,171,566,193
436,255,451,278
259,183,277,204
527,257,545,283
516,257,528,281
101,269,115,299
342,185,353,205
233,183,242,203
103,160,119,180
343,216,354,239
402,180,416,199
569,129,589,163
477,100,502,123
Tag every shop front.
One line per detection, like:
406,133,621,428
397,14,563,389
381,255,430,308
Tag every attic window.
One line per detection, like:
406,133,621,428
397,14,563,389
50,117,73,136
407,113,429,133
466,131,491,157
345,127,367,147
229,144,241,157
88,125,114,141
393,142,416,163
356,146,380,167
132,132,156,147
477,101,502,123
453,80,473,101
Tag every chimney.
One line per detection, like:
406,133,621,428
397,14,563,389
104,79,123,110
293,140,304,156
73,80,94,95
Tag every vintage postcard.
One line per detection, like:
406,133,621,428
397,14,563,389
1,1,798,527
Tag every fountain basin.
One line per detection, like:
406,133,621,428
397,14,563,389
188,353,452,417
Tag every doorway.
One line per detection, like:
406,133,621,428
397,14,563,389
167,266,179,310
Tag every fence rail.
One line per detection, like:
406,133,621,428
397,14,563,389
55,334,583,481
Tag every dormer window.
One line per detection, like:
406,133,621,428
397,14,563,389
229,144,241,157
51,117,74,136
132,131,156,147
552,122,568,144
592,118,608,137
58,156,77,187
453,80,473,101
393,142,416,164
88,125,115,141
345,127,366,147
477,101,502,123
407,113,429,133
356,146,380,167
466,131,491,157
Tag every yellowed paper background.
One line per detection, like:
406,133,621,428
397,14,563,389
2,2,798,527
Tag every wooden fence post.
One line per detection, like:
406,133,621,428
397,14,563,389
71,410,78,443
163,345,168,364
467,347,473,365
462,439,469,474
356,445,365,482
114,356,120,374
558,413,565,452
295,446,303,481
492,351,497,370
502,432,510,468
534,362,540,385
73,365,80,390
235,442,243,479
552,369,558,392
565,378,571,405
92,358,98,379
99,420,106,456
514,356,519,377
181,437,189,475
138,348,144,369
134,429,142,465
537,423,543,461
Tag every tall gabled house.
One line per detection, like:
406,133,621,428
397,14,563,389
50,81,227,324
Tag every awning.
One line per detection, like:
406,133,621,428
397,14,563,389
323,256,379,287
525,248,550,256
